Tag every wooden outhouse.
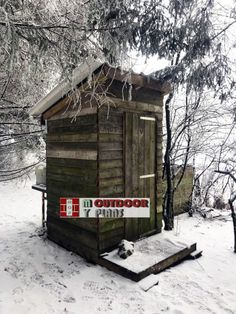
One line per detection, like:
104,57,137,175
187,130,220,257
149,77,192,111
30,59,171,261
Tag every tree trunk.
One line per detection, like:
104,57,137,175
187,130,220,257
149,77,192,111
163,92,174,230
214,170,236,253
229,199,236,253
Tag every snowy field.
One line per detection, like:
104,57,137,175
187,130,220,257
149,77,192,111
0,177,236,314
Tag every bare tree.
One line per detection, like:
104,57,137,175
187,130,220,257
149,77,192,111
0,0,236,203
215,169,236,252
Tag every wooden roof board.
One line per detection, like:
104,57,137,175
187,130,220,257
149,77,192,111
30,58,171,121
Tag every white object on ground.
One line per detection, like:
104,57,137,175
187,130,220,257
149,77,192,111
35,163,46,185
118,239,134,259
138,274,159,291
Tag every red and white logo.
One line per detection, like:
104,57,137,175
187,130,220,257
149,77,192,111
60,198,79,218
59,198,150,218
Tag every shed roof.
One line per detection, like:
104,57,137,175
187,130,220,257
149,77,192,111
29,57,171,117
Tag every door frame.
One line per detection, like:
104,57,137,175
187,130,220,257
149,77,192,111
123,111,158,240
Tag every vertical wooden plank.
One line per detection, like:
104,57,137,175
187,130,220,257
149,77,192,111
131,113,139,238
125,112,132,196
98,107,125,252
139,119,151,235
125,113,139,240
97,108,100,254
138,117,146,235
149,120,156,230
132,114,139,196
155,117,163,231
125,113,157,239
138,117,156,236
138,117,145,199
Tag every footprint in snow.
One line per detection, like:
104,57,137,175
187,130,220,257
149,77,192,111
83,280,115,298
12,287,23,295
63,296,76,303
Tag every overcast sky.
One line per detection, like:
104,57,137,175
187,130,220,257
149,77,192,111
131,0,236,75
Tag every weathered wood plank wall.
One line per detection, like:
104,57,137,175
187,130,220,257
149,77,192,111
96,80,164,251
45,78,164,260
46,104,99,260
98,105,125,252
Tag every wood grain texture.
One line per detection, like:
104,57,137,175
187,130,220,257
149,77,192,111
125,112,139,240
43,90,98,121
49,107,97,121
44,81,165,258
47,149,97,160
108,96,163,114
47,133,97,143
124,112,157,240
103,64,171,95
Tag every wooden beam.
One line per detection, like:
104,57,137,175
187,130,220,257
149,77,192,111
108,97,163,114
43,96,73,120
102,64,172,95
98,242,197,282
46,149,97,160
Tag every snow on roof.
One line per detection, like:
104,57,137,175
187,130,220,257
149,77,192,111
29,57,172,118
29,57,103,117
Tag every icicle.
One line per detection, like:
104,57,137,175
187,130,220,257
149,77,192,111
128,83,133,101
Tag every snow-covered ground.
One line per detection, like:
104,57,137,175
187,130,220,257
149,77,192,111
0,177,236,314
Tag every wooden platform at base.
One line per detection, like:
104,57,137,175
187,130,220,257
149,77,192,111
98,233,197,282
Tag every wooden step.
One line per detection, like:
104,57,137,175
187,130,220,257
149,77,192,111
98,234,197,282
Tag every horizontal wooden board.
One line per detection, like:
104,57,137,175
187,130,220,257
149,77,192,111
99,151,123,160
99,177,123,188
99,107,128,124
48,124,97,134
49,106,97,121
99,233,124,252
105,79,164,103
99,103,162,118
99,184,124,196
47,207,98,232
98,108,123,134
48,114,97,128
47,216,98,249
99,124,123,134
47,164,97,178
47,173,97,185
47,223,98,261
99,226,124,241
47,158,97,169
118,101,162,114
99,167,123,179
99,160,123,169
98,192,124,198
47,149,97,160
47,180,98,197
47,142,97,151
99,142,122,151
110,97,163,113
47,133,97,143
99,218,124,233
98,106,123,116
99,133,122,143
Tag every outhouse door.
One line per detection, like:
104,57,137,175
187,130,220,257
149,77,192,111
124,112,157,240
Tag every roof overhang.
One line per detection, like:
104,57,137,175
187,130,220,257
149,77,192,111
29,57,103,117
29,57,172,118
